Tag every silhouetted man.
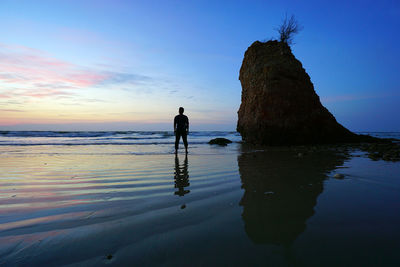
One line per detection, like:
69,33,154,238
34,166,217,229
174,107,189,153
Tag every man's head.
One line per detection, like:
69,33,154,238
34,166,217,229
179,107,184,114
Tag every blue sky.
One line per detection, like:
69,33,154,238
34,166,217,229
0,0,399,131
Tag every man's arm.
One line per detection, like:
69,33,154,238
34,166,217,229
186,117,189,134
173,117,177,134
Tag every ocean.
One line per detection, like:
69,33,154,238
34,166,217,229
0,131,241,147
0,130,398,147
0,131,399,266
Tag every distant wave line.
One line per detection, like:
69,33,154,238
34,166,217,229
0,131,240,139
0,141,241,146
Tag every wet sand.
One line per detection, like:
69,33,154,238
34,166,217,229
0,144,400,266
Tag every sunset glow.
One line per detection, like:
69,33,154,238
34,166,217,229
1,0,399,131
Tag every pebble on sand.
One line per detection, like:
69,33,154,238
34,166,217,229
334,173,345,179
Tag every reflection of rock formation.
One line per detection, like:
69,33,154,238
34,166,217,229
174,154,190,196
238,147,348,245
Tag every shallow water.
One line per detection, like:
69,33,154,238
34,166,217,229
0,135,399,266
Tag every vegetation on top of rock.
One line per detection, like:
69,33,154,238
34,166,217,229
276,14,303,45
208,138,232,146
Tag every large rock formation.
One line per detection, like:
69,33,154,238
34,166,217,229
237,40,360,145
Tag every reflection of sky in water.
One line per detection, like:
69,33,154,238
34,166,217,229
0,144,399,265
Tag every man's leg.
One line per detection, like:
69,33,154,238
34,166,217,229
175,132,181,152
182,133,188,153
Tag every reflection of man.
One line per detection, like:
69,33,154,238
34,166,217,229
174,154,190,196
174,107,189,154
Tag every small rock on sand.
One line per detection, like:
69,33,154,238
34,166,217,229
208,138,232,146
334,173,345,179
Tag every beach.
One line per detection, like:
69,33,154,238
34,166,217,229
0,131,400,266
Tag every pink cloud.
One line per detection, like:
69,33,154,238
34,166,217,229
0,93,12,98
0,43,110,98
0,118,21,125
24,89,75,98
0,43,153,102
0,87,73,100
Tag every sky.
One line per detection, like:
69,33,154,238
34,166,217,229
0,0,399,131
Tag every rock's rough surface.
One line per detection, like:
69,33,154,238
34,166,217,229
237,40,360,145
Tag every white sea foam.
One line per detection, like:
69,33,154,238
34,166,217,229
0,131,242,146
